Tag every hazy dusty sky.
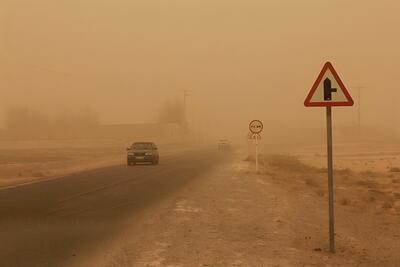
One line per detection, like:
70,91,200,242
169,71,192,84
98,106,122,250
1,0,399,136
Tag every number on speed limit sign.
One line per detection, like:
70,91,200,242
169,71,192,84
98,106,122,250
249,120,263,134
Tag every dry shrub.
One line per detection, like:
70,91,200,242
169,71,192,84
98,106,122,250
382,201,393,209
261,170,273,176
305,177,318,187
32,171,46,178
335,168,353,175
389,167,400,172
360,170,377,177
316,189,325,197
264,155,317,173
357,180,368,186
369,189,385,195
316,168,327,173
243,155,255,162
340,198,351,206
357,179,377,189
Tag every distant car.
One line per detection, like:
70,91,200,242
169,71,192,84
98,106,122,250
218,139,231,150
127,142,159,165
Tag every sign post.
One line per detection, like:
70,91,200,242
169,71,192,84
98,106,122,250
326,106,334,252
249,120,263,173
304,62,354,253
255,134,259,172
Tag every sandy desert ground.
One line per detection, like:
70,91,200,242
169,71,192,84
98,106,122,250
0,139,184,188
68,143,399,267
0,140,399,266
0,139,125,188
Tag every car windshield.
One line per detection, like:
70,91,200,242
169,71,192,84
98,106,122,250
132,143,153,149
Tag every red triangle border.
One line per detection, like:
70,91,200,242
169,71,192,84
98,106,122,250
304,62,354,107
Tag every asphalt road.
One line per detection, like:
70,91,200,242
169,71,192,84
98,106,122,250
0,148,228,267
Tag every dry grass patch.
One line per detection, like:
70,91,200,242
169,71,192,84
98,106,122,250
339,198,351,206
262,155,319,173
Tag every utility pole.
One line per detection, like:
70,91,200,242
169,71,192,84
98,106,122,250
183,90,190,116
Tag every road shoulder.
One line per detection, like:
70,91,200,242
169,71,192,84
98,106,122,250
76,152,400,267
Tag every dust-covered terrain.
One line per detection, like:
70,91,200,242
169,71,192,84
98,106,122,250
0,139,185,188
0,139,125,188
0,140,399,266
4,142,392,267
0,147,227,267
2,0,400,266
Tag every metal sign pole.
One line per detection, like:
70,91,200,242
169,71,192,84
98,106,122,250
305,62,353,253
249,120,263,173
326,106,335,253
255,135,259,173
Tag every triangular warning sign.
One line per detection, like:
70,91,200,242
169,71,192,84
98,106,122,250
304,62,354,107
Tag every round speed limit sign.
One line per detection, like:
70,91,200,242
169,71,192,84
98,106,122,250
249,120,263,134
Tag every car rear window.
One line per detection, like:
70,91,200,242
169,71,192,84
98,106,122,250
132,143,153,149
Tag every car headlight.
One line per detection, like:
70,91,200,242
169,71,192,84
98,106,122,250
145,152,153,156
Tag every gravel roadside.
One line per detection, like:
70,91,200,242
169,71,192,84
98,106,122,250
77,151,400,267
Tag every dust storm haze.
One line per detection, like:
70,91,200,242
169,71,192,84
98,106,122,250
1,0,400,142
2,2,400,266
